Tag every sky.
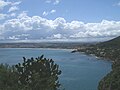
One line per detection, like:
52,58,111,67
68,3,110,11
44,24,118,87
0,0,120,42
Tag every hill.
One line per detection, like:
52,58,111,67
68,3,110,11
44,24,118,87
97,36,120,48
96,36,120,90
0,42,93,49
75,36,120,90
77,36,120,61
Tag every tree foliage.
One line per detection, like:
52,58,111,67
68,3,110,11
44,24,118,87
0,55,62,90
0,64,19,90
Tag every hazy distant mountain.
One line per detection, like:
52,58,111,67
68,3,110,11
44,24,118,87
0,42,93,48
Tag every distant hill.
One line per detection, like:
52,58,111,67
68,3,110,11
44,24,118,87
0,42,93,49
97,36,120,48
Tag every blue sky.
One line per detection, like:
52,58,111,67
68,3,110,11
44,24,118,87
0,0,120,42
18,0,120,22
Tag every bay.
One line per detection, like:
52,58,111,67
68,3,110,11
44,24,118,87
0,48,111,90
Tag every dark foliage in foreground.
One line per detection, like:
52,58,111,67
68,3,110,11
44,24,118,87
0,64,19,90
0,55,61,90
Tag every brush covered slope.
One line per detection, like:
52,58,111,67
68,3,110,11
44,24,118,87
97,36,120,90
97,36,120,48
76,36,120,90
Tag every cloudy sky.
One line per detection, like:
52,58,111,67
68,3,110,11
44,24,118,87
0,0,120,42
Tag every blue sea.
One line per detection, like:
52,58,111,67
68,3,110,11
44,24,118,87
0,48,111,90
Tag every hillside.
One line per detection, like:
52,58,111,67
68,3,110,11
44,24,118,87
97,36,120,48
76,36,120,90
98,36,120,90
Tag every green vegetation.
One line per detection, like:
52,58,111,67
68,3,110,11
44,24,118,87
0,64,19,90
97,36,120,48
0,55,61,90
76,36,120,90
98,60,120,90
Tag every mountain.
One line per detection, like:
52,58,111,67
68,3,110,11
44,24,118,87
97,36,120,90
97,36,120,48
74,36,120,90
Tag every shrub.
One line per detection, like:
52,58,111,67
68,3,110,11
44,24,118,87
0,55,62,90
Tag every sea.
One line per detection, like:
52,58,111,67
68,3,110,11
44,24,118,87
0,48,111,90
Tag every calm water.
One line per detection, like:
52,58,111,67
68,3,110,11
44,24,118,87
0,48,111,90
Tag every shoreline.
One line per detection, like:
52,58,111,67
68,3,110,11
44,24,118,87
0,47,74,51
72,49,114,63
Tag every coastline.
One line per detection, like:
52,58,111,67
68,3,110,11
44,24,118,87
78,50,113,62
0,47,74,51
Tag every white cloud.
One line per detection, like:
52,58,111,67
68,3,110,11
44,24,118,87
45,0,60,5
116,1,120,6
45,0,51,3
113,1,120,6
0,14,120,41
53,0,60,5
17,11,28,18
10,13,16,17
42,11,49,16
8,34,29,40
0,0,21,20
52,34,62,39
0,13,8,20
8,6,19,12
50,9,56,13
43,9,56,16
11,1,21,6
0,0,11,9
8,36,19,40
0,0,21,10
